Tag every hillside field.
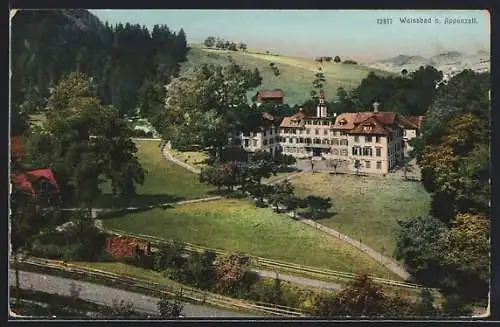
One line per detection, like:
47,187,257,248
292,173,431,258
182,45,392,106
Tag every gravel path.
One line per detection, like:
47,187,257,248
285,212,411,281
162,142,201,174
9,270,257,318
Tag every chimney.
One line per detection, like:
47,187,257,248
373,101,380,112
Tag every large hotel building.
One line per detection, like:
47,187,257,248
238,90,424,175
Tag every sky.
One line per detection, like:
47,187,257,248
90,10,490,62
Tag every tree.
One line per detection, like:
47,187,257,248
160,62,262,160
333,56,341,63
154,240,185,271
414,288,438,317
311,69,326,99
247,182,274,207
30,72,145,207
178,251,217,290
204,36,216,47
215,38,225,49
238,42,247,50
394,216,447,286
401,69,408,76
268,180,295,213
11,105,30,137
214,253,252,296
335,274,387,317
10,198,46,311
440,213,489,298
157,291,184,318
281,195,304,218
304,195,332,219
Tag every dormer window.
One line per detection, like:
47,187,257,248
363,125,373,131
338,119,347,126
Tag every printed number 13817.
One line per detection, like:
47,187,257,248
377,18,393,24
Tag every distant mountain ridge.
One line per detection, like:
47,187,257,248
369,50,490,74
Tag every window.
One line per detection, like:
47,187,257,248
376,148,381,157
332,139,339,146
376,136,381,143
244,139,249,147
362,147,372,156
376,161,382,169
306,138,312,144
332,131,337,136
299,137,304,143
306,129,310,135
292,129,297,134
333,149,339,155
352,146,361,156
243,132,250,137
365,161,371,169
263,139,268,145
299,129,303,134
269,138,274,144
313,121,319,125
354,135,359,142
315,129,319,135
341,149,348,156
37,179,50,193
324,129,328,135
323,139,329,145
252,140,257,146
322,121,329,126
366,135,372,142
263,131,267,137
340,139,348,146
341,131,347,136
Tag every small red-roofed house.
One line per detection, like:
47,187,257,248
255,90,284,105
10,137,61,205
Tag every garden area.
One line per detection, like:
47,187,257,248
101,198,392,278
291,173,431,258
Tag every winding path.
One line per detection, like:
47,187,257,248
9,270,257,317
160,142,412,281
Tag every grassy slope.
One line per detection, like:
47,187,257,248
182,46,392,106
97,140,216,207
292,173,431,258
102,198,393,278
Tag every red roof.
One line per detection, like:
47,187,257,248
406,116,425,129
257,90,284,99
354,112,397,125
12,168,60,195
347,112,400,136
11,137,24,160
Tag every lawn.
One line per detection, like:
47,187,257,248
96,140,216,208
169,149,209,170
102,198,395,279
182,47,392,106
291,173,431,258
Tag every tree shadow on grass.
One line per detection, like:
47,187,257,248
298,211,338,220
93,193,186,209
206,189,235,197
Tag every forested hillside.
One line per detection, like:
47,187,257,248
11,9,188,117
